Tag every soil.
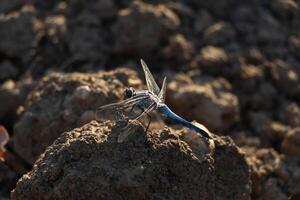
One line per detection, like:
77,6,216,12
11,121,250,200
0,0,300,199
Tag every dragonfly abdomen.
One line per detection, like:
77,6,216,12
157,105,211,139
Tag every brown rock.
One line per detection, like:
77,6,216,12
249,112,288,144
270,0,299,18
161,34,193,63
0,81,21,127
0,61,18,81
289,35,300,60
0,160,18,199
0,6,36,62
192,46,229,74
167,75,239,132
112,1,180,54
257,10,286,44
281,128,300,156
12,121,250,200
194,10,214,33
250,82,278,110
244,148,289,199
0,0,22,14
278,101,300,127
235,64,263,92
203,21,236,45
68,0,117,19
12,68,141,164
269,59,300,97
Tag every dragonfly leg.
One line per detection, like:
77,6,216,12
129,104,153,132
145,112,152,132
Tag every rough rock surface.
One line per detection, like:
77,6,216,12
12,120,250,200
12,69,141,164
244,147,300,199
112,1,180,54
167,74,239,133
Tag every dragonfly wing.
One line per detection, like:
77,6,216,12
95,94,149,122
140,59,160,95
118,102,157,143
158,77,167,103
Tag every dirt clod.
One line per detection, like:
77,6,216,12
12,121,250,200
12,69,141,164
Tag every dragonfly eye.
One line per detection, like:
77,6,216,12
124,87,136,99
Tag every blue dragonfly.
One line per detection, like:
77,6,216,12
96,59,212,142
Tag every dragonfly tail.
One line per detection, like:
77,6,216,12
158,105,212,139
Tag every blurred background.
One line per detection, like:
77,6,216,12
1,0,300,199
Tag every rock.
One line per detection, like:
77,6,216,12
194,10,214,34
248,112,288,144
66,10,107,67
0,81,21,128
12,68,141,164
203,21,236,45
250,82,278,110
112,1,180,54
232,5,256,45
160,34,193,63
244,148,289,199
262,178,288,200
289,35,300,60
278,101,300,127
243,48,264,65
284,156,300,199
189,0,237,18
0,61,19,81
234,64,263,92
191,46,229,74
257,10,286,45
269,59,300,97
167,75,239,133
281,128,300,156
11,120,250,200
0,6,36,63
0,0,22,14
0,160,18,199
67,0,117,19
270,0,299,19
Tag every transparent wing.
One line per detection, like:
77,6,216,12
118,104,155,143
158,77,167,102
118,103,156,143
117,120,143,143
95,94,150,122
140,59,160,95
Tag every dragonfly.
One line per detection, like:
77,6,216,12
95,59,212,142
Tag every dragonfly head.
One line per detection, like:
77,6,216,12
124,87,136,99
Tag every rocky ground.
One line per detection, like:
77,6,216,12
1,0,300,199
